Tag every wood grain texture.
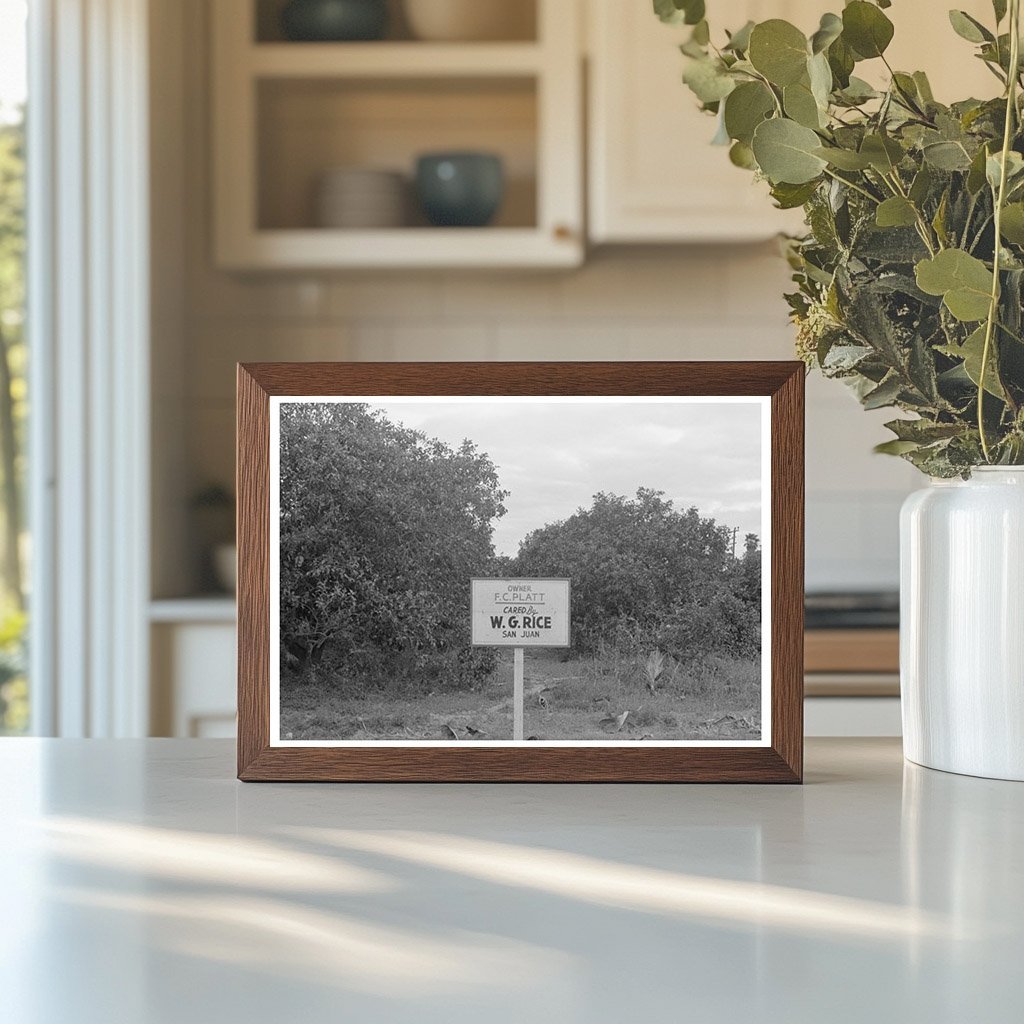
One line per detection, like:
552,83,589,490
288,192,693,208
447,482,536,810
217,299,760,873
770,366,804,783
804,629,899,674
236,366,270,778
236,361,805,783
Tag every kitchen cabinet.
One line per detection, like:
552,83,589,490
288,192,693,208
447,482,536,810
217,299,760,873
586,0,998,244
150,600,237,738
587,0,813,243
211,0,583,269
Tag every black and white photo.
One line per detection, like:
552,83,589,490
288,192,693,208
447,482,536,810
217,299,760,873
270,396,770,747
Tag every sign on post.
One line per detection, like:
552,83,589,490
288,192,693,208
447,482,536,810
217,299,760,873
470,578,571,648
471,578,571,741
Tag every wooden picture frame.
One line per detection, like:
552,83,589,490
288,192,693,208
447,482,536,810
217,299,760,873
237,362,804,782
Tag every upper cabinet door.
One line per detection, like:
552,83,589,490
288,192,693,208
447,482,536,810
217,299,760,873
587,0,806,244
586,0,998,245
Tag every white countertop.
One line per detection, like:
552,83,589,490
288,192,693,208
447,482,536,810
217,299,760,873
0,738,1020,1023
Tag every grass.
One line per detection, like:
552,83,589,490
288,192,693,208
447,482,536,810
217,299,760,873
280,647,761,743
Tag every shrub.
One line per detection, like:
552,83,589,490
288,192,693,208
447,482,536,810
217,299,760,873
279,402,508,687
514,488,761,662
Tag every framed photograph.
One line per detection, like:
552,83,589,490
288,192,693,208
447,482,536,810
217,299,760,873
237,362,804,782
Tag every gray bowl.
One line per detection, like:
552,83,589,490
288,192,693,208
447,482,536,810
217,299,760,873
415,152,505,228
280,0,388,42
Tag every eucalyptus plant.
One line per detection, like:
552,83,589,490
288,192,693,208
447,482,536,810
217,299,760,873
657,0,1024,475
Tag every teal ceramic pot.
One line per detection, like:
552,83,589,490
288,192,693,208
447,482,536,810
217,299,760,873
281,0,388,41
415,152,505,227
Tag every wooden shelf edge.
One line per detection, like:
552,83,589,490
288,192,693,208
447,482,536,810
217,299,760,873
217,228,584,270
805,673,900,698
804,628,900,675
150,597,237,624
249,42,544,79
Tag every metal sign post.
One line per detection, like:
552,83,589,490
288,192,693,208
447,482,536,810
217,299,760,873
470,578,571,741
513,647,524,741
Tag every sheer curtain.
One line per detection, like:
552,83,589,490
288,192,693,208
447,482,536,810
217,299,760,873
28,0,150,736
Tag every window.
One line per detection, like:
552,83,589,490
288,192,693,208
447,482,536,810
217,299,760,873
0,0,28,734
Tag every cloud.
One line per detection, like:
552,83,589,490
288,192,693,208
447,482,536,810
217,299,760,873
365,399,764,556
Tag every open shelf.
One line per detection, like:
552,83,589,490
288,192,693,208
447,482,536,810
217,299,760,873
254,0,538,44
257,76,538,232
212,0,582,269
218,227,578,269
249,42,544,77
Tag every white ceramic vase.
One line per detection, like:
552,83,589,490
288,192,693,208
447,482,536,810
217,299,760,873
900,467,1024,780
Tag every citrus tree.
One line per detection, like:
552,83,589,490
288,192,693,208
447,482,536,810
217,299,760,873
278,402,508,688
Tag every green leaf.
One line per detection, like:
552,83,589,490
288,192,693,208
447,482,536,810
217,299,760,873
909,164,933,205
979,33,1014,75
939,325,1006,398
875,438,922,455
810,12,843,54
885,418,964,443
915,249,994,322
986,150,1024,191
653,0,705,26
723,81,775,144
932,190,950,247
771,180,820,209
860,133,904,173
751,118,828,184
892,72,923,110
842,1,895,59
729,140,757,170
682,57,736,104
1001,203,1024,244
653,0,681,23
913,71,935,104
686,1,706,24
876,197,918,228
862,374,903,409
836,76,879,104
784,80,825,129
923,140,973,171
724,20,755,53
827,35,856,88
748,20,809,86
807,51,833,109
948,10,994,44
967,144,991,194
814,145,872,170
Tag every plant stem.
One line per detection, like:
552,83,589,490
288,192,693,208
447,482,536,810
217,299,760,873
962,191,980,248
979,0,1021,462
884,170,939,254
750,69,784,117
997,319,1024,345
822,167,881,205
968,212,994,253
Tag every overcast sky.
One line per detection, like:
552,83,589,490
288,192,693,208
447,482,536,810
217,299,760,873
358,398,765,558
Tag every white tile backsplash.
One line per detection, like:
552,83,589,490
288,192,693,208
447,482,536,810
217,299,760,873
181,250,916,593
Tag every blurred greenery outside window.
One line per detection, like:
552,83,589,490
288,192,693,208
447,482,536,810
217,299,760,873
0,0,29,734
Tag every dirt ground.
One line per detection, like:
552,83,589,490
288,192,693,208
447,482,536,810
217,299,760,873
280,648,761,742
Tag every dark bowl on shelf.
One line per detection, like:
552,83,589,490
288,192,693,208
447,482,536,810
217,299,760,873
415,152,505,228
280,0,388,42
